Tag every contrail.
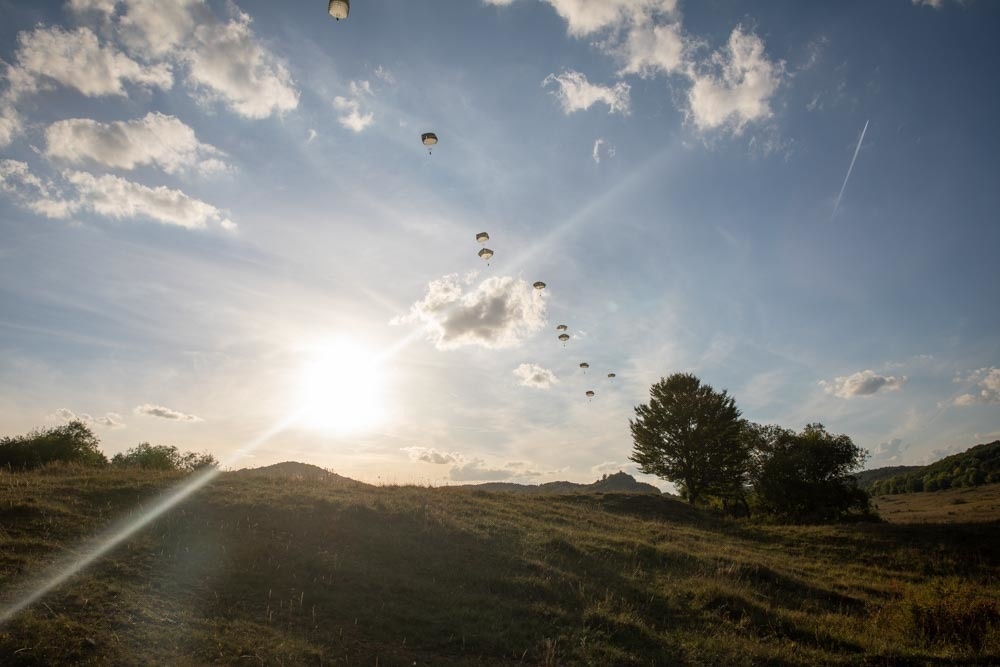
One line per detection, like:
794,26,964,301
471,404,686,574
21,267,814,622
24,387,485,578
831,119,869,220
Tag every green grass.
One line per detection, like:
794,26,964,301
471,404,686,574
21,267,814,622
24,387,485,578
1,466,998,665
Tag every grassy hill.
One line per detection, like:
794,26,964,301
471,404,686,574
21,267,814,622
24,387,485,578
1,466,998,665
874,483,1000,524
870,441,1000,495
462,471,661,495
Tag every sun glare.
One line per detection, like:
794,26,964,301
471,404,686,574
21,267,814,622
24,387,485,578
296,339,386,435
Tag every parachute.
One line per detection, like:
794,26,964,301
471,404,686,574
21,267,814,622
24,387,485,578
421,132,438,154
476,232,489,244
533,281,546,290
607,372,616,379
585,390,595,400
478,248,494,265
328,0,349,20
556,324,568,332
558,333,570,345
579,362,589,373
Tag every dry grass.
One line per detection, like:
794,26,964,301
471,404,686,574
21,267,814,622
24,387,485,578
0,466,998,665
873,482,1000,524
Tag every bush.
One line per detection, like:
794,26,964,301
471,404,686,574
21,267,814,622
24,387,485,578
0,421,107,470
111,442,218,472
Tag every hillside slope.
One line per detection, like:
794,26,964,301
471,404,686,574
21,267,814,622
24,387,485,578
870,440,1000,495
0,467,998,665
854,465,924,491
465,471,661,495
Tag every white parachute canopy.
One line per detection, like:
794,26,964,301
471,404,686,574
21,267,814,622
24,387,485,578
478,248,494,262
579,362,589,370
328,0,349,20
585,390,595,399
556,324,568,332
558,333,570,345
421,132,438,146
607,372,616,379
476,232,489,244
533,281,546,290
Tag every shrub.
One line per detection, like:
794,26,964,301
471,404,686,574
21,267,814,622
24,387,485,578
0,421,107,470
111,442,218,472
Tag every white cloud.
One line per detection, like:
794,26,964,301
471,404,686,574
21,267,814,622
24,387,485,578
912,0,944,7
116,0,203,57
401,446,462,464
333,80,375,132
871,438,908,465
949,367,1000,406
543,70,630,115
5,25,172,99
819,369,908,398
395,274,547,350
592,137,615,164
53,407,125,429
67,0,118,15
0,160,235,231
133,403,203,422
44,112,227,175
618,21,686,77
513,363,558,389
448,458,515,482
686,27,785,134
374,65,395,86
544,0,678,37
185,7,299,119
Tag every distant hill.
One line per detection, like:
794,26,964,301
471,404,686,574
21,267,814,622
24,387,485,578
869,441,1000,495
854,465,924,491
232,461,368,486
461,471,661,495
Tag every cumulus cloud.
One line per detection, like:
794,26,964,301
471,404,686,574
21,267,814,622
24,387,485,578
819,369,908,398
543,70,630,115
0,159,235,231
394,274,547,350
53,407,125,429
44,112,227,175
401,446,462,464
513,363,558,389
133,403,203,422
686,27,785,133
6,25,173,98
949,367,1000,406
333,80,375,133
618,21,686,77
185,6,299,118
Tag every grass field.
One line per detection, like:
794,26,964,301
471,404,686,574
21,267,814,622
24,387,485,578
1,466,998,665
873,483,1000,524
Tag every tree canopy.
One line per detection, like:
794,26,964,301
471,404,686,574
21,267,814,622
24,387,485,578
629,373,747,506
0,421,107,470
111,442,218,472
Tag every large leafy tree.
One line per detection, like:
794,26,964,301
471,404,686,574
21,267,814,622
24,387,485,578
751,423,870,522
629,373,747,506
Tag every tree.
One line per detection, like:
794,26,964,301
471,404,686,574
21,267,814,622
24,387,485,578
111,442,218,472
629,373,747,506
751,423,870,522
0,421,107,470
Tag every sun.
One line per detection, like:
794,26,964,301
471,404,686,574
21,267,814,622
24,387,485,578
296,338,386,435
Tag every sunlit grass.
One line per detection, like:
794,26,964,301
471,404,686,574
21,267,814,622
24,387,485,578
1,465,998,665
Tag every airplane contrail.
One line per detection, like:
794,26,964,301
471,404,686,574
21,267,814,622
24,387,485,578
831,119,869,220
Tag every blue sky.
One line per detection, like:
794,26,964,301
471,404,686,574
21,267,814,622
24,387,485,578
0,0,997,488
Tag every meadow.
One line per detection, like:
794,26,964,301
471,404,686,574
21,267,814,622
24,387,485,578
0,466,998,666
